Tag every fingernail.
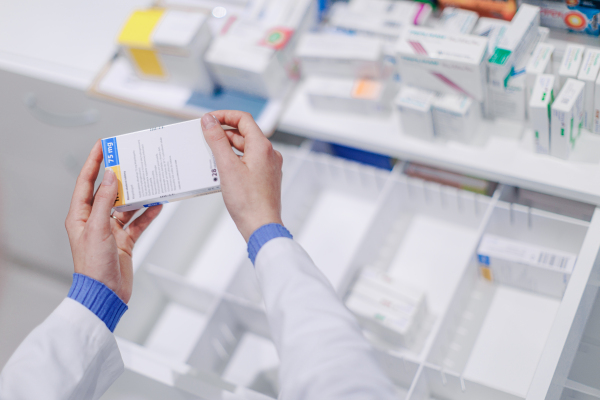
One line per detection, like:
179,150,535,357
102,168,115,185
201,113,219,130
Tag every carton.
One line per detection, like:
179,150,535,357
529,74,555,154
438,7,479,34
558,44,585,90
432,93,481,143
550,78,585,159
478,234,577,298
395,86,436,140
525,43,554,107
102,119,220,212
577,48,600,130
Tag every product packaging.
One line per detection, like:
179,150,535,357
432,93,481,142
525,42,555,107
518,0,600,36
345,269,428,348
478,234,577,298
305,76,396,115
396,27,489,102
204,0,315,98
118,8,214,94
295,33,385,79
395,86,436,140
438,7,479,34
529,74,555,154
438,0,517,20
488,70,528,121
577,48,600,130
328,0,432,40
488,4,540,92
102,119,220,212
558,44,585,90
551,78,585,159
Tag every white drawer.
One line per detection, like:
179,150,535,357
105,145,600,400
0,68,181,275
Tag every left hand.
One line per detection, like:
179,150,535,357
65,140,162,303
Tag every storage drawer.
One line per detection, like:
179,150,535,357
0,67,181,275
106,145,600,400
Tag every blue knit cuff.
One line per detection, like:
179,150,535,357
248,223,293,265
67,274,128,332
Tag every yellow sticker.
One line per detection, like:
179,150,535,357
129,48,166,77
107,166,125,207
351,80,382,100
118,9,165,48
480,266,493,281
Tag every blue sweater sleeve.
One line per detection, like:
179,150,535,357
247,223,293,265
67,274,128,332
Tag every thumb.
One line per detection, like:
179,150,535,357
201,113,240,171
89,168,118,232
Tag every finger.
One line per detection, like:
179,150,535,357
88,168,118,235
201,113,242,173
112,210,138,226
225,129,245,153
126,204,163,243
66,140,103,226
209,110,269,154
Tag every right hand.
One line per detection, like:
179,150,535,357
201,111,283,242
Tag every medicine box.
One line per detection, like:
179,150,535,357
118,8,214,94
345,268,428,348
558,44,585,90
101,119,220,212
204,0,315,98
438,0,517,21
577,48,600,131
395,27,488,102
296,33,385,79
551,78,585,159
488,70,527,121
395,86,436,140
525,43,554,107
519,0,600,36
432,93,480,143
305,76,395,116
328,1,431,40
529,74,555,155
438,7,479,34
488,4,540,91
478,234,577,298
473,18,511,60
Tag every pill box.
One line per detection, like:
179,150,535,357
529,74,555,155
550,78,585,159
102,119,220,212
577,48,600,131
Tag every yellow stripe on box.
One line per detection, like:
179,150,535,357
107,166,125,207
480,266,493,281
129,48,166,77
118,9,165,48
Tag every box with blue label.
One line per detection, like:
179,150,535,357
101,119,221,212
477,234,577,298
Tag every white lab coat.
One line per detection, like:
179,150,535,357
0,238,397,400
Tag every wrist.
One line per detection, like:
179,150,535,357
242,216,284,242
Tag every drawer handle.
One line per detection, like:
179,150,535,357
24,93,99,127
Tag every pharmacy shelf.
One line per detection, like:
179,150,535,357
111,143,600,400
278,80,600,206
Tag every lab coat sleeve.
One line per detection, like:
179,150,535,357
0,298,123,400
254,237,398,400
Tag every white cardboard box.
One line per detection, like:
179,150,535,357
432,93,480,143
396,27,488,102
395,86,436,140
296,33,385,79
488,5,540,91
525,43,554,108
478,234,577,298
305,76,396,116
489,71,527,121
529,74,555,155
438,7,479,34
118,9,215,94
558,44,585,90
551,78,585,159
577,48,600,131
101,119,220,212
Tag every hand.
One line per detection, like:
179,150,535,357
201,111,283,242
65,140,162,303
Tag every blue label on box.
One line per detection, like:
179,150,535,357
478,254,490,266
101,138,119,167
144,202,167,207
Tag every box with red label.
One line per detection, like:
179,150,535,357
519,0,600,36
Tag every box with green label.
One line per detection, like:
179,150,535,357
550,78,585,159
529,74,555,155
